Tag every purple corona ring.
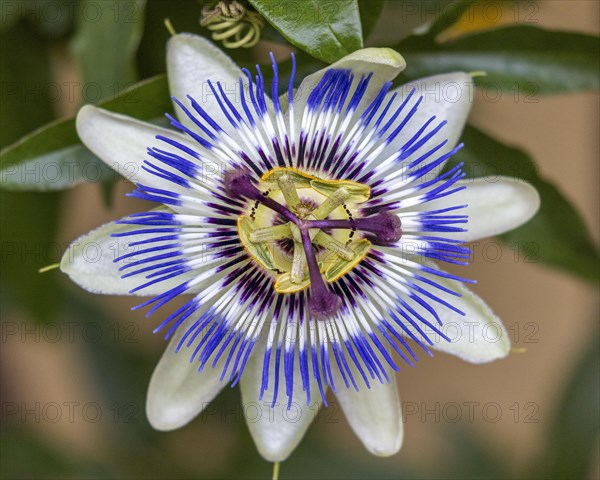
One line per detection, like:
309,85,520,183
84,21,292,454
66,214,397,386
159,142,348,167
61,34,540,461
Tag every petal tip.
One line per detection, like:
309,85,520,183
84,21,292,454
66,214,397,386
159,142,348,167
75,104,101,140
254,442,294,463
367,416,404,457
370,442,402,457
167,32,213,54
519,180,541,224
146,400,192,432
333,47,406,77
366,47,406,70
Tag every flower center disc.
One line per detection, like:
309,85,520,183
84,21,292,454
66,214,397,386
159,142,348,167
236,167,372,294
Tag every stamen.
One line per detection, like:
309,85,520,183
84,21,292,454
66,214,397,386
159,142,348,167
224,170,296,222
298,226,342,319
249,223,293,243
313,231,356,261
276,174,300,210
311,187,350,219
291,241,307,284
307,212,402,245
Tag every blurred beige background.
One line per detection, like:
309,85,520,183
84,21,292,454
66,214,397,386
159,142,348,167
2,1,598,478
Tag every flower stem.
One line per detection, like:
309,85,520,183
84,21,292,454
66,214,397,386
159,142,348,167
272,461,280,480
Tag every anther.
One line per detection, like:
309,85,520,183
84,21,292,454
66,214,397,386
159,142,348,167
311,187,350,219
276,174,300,211
290,241,307,284
313,231,356,261
249,223,293,243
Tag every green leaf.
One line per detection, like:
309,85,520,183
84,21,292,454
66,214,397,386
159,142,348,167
0,0,20,32
0,75,171,191
137,0,204,77
0,20,55,147
249,0,363,63
69,0,147,203
71,0,147,103
358,0,384,41
532,327,600,479
399,26,600,94
0,121,114,191
0,20,63,321
445,126,599,284
0,0,75,36
441,425,511,478
427,0,475,37
1,428,83,478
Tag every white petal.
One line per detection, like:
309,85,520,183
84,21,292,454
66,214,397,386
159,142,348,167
420,268,511,363
62,212,166,295
240,344,320,462
377,72,474,167
167,34,248,130
76,105,197,191
60,211,211,296
333,373,403,457
146,312,229,431
423,177,540,242
294,47,406,124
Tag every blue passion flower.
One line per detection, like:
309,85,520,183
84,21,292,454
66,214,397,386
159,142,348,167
61,34,540,461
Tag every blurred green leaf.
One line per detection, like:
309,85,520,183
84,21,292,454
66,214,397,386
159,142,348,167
400,26,600,94
0,0,75,37
358,0,384,41
0,0,21,32
1,428,84,478
532,325,600,479
442,425,511,478
71,0,146,103
0,21,55,147
445,125,600,284
426,0,474,37
0,20,63,321
70,0,147,203
0,120,114,191
249,0,363,63
64,293,193,478
28,0,76,38
136,0,201,77
0,75,171,191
